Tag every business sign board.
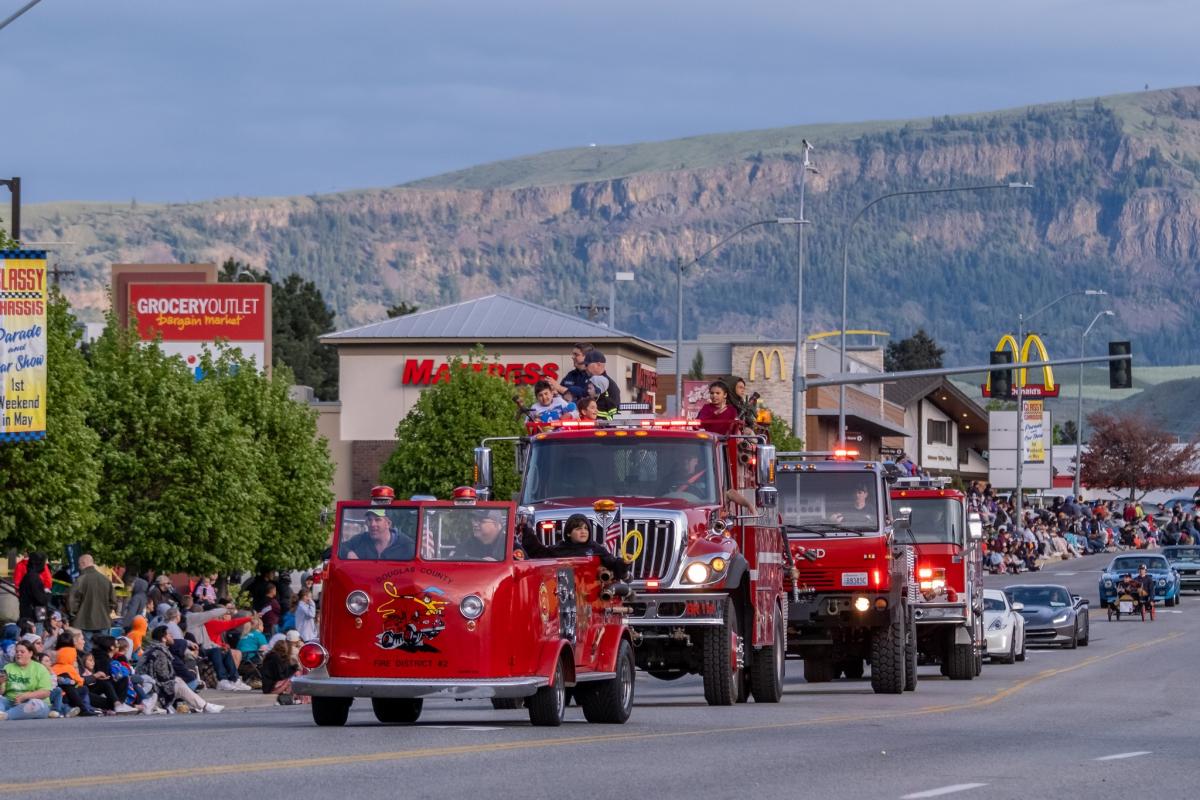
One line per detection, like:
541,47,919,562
0,250,48,441
128,283,270,374
681,380,710,419
748,347,788,381
981,333,1060,398
987,409,1052,489
400,358,559,386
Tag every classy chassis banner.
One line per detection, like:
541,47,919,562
0,250,48,442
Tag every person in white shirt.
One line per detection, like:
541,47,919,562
531,380,575,421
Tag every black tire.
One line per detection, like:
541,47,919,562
839,659,865,680
1015,633,1026,662
749,605,785,703
944,636,974,681
903,615,918,692
578,640,635,724
974,648,983,677
870,616,906,694
1078,619,1090,647
803,657,835,683
1065,625,1078,650
702,598,743,706
371,698,422,724
527,654,567,727
311,697,352,727
1165,595,1176,607
490,698,524,710
994,635,1016,665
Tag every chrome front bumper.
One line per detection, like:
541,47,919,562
626,592,728,627
913,601,968,625
292,667,548,699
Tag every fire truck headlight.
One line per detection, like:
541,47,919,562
459,594,485,620
346,590,370,616
684,562,711,584
853,596,870,612
297,642,327,670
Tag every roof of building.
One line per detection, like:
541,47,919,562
321,294,671,356
884,375,989,431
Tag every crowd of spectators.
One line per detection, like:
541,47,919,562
965,482,1199,574
2,555,319,722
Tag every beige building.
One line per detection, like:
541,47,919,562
319,294,670,499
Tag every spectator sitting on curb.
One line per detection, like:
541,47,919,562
260,636,304,704
50,644,98,716
127,616,148,660
1,640,54,720
136,626,221,715
188,603,252,691
237,616,269,665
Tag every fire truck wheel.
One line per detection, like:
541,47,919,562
490,697,524,710
578,640,636,724
944,641,975,680
371,698,423,724
748,605,785,703
903,619,918,692
870,617,906,694
527,653,567,726
802,657,834,683
701,598,743,706
311,697,352,727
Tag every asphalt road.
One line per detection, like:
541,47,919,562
4,553,1196,800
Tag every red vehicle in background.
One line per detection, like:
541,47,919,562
292,487,636,728
776,453,917,694
890,477,985,679
474,413,788,706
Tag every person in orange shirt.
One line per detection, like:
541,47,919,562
50,646,97,716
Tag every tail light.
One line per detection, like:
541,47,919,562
918,566,947,593
298,642,328,670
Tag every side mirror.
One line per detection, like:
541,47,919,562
756,444,776,486
474,447,493,496
709,509,728,535
1011,602,1024,611
968,512,984,540
894,508,912,532
756,486,778,509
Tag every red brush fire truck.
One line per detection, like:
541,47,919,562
292,486,636,727
474,412,789,706
890,477,985,679
776,452,917,694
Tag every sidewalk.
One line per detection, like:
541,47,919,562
197,688,288,712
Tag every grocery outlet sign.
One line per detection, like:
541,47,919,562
129,283,271,372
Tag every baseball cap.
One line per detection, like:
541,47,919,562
20,633,40,644
589,375,610,395
365,508,388,518
583,350,607,365
285,630,301,642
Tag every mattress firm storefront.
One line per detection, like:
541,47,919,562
322,294,670,499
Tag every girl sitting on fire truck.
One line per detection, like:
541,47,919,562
520,514,631,580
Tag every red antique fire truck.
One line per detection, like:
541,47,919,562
776,453,917,694
292,486,636,727
890,477,985,679
474,414,788,706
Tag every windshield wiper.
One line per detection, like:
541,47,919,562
784,522,866,537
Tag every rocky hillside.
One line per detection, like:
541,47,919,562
23,86,1200,365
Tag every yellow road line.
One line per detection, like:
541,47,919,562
2,631,1182,794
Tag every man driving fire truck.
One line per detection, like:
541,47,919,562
830,481,878,528
339,508,416,561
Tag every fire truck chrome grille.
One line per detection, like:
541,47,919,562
535,515,680,583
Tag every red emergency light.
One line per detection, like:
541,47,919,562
831,447,859,461
452,486,478,506
297,642,327,670
370,485,396,505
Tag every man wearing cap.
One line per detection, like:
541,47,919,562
341,510,415,560
458,511,508,561
551,342,593,402
584,350,621,413
68,554,116,652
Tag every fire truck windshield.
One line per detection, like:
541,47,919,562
778,471,879,534
337,507,513,562
522,437,717,504
896,497,963,544
337,508,418,561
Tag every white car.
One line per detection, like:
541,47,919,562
983,588,1026,664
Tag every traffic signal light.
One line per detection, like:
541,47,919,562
1108,341,1132,389
989,350,1013,398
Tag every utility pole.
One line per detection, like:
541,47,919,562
0,177,20,241
792,141,816,439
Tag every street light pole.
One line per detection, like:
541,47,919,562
1012,289,1106,527
792,142,816,439
1073,309,1115,498
672,218,798,414
609,271,634,329
837,182,1034,444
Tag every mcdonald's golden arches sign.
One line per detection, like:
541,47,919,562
749,348,787,381
982,333,1059,398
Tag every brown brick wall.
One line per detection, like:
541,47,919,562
351,440,398,499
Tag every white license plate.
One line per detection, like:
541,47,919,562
1119,601,1133,613
842,572,868,587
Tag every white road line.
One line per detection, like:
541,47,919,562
1055,572,1077,576
900,784,988,799
421,725,503,731
1094,751,1151,761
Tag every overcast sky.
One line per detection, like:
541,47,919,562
3,0,1196,203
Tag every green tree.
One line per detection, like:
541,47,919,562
272,273,340,401
217,257,268,284
688,350,705,380
885,329,945,372
0,290,101,554
766,413,803,451
87,320,264,573
380,352,526,501
0,228,18,249
204,349,335,572
386,301,420,318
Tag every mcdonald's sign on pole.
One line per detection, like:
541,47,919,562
981,334,1060,398
748,347,787,381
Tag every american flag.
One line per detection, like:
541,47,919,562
602,506,623,552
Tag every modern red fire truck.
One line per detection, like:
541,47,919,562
292,486,636,727
474,414,789,706
776,453,917,694
890,477,985,679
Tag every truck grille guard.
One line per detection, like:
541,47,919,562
531,508,687,587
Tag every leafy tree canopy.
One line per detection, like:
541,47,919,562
885,328,945,372
1079,412,1200,502
380,350,527,502
386,301,420,318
